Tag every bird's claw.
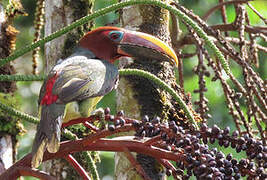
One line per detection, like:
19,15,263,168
91,108,106,129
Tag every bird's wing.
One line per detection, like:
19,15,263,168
51,56,119,103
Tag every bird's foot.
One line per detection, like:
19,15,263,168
91,108,106,129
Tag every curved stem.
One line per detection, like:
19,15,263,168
119,69,198,129
0,101,39,124
7,166,56,180
81,151,99,180
0,74,45,81
0,0,230,75
202,0,250,21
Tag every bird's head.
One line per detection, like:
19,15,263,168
79,26,178,66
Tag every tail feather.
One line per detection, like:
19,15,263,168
47,132,60,153
31,136,48,168
31,104,65,168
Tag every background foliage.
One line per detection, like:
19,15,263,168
2,0,265,179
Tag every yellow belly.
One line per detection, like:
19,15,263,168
63,96,103,123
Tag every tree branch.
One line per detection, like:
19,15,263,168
0,138,186,179
202,0,251,21
211,23,267,36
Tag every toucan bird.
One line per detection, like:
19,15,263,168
31,26,178,168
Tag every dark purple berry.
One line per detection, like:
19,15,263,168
152,116,160,124
104,107,110,115
109,115,114,121
226,154,232,161
223,126,230,134
108,124,115,131
141,130,146,137
212,125,220,135
232,130,239,137
210,137,215,144
114,119,120,126
132,120,140,128
166,169,172,176
142,115,149,122
256,153,263,160
200,123,208,131
117,110,124,117
119,117,125,126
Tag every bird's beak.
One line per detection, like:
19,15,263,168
117,30,178,66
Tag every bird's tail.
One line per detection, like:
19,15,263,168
31,103,65,168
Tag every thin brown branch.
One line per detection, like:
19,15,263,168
247,2,267,25
201,46,242,132
177,53,185,95
170,12,185,95
236,4,247,59
172,1,265,92
211,23,267,36
219,0,229,36
196,46,209,121
202,0,251,21
225,37,267,53
245,13,260,67
175,34,267,54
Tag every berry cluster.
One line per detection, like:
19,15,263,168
105,109,267,179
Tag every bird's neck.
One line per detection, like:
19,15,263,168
72,47,96,59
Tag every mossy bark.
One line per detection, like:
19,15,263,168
43,0,95,179
0,3,20,174
116,0,182,179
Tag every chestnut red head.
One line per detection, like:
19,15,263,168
79,26,178,66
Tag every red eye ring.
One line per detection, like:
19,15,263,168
110,33,119,40
108,31,124,42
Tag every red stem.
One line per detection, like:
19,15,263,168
82,124,135,145
64,154,91,180
1,116,192,179
62,116,96,128
4,166,56,180
1,138,187,179
62,115,136,128
144,135,161,145
83,121,99,132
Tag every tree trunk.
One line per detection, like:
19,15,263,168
0,3,19,175
116,0,180,179
43,0,94,179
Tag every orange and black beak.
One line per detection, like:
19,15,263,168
117,30,178,66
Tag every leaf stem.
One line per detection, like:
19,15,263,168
119,69,198,129
0,74,45,81
0,101,39,124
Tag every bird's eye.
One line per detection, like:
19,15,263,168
108,31,124,42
